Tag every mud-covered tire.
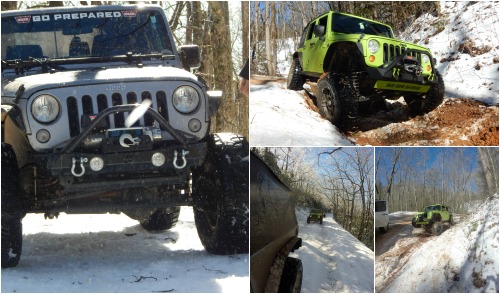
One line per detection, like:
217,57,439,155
411,219,421,228
139,207,181,231
404,70,445,114
431,221,443,236
192,133,249,255
316,73,357,130
2,144,23,268
286,58,305,90
278,257,303,293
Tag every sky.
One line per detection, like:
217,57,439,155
375,147,482,188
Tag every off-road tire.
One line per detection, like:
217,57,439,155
316,73,357,130
449,215,455,226
379,222,389,233
287,58,305,90
278,257,303,293
404,70,445,114
192,133,249,255
431,221,443,236
2,144,23,268
139,207,181,231
411,219,421,228
306,217,310,224
319,217,323,225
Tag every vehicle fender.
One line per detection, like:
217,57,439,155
323,41,364,74
263,236,302,293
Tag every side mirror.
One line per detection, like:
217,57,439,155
178,45,201,72
313,25,325,38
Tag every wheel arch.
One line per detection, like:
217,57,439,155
323,42,365,74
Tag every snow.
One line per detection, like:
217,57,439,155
249,80,353,146
400,1,499,105
1,207,249,293
294,209,374,293
379,196,499,293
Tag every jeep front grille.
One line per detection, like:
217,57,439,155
66,91,169,137
383,44,420,63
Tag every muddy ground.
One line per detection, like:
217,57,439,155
251,77,499,146
304,81,499,146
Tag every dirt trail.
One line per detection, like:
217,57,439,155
250,77,498,146
350,98,499,146
375,213,434,292
304,80,498,146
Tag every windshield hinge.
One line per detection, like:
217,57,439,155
14,84,25,104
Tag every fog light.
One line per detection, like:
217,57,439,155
89,157,104,171
369,55,375,62
36,129,51,143
188,118,202,132
152,152,166,167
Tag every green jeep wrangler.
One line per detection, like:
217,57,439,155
307,209,324,224
412,204,454,236
287,11,444,129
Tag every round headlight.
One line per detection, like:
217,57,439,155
31,94,60,123
172,86,200,114
422,54,430,63
368,40,379,54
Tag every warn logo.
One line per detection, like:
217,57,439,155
121,11,137,17
15,16,31,23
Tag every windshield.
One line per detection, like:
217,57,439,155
423,205,440,212
332,13,393,38
1,9,173,61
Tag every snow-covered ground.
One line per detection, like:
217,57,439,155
377,196,499,293
1,207,249,293
400,1,499,105
294,209,374,293
249,81,353,146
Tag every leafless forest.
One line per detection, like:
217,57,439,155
376,147,499,214
253,147,374,250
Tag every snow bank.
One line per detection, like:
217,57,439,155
383,196,499,293
400,1,499,105
249,81,353,146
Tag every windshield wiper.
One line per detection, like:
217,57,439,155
1,52,175,74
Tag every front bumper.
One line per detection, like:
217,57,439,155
366,48,438,90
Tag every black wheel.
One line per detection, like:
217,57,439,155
286,58,305,90
431,221,443,236
306,217,310,224
379,223,389,233
411,219,421,228
319,217,323,225
139,207,181,231
278,257,303,293
404,70,445,114
316,74,357,130
2,144,24,268
192,133,249,255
